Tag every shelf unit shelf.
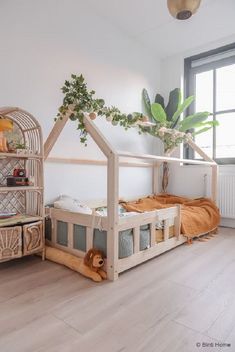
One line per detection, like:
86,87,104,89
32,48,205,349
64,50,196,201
0,152,43,159
0,215,43,228
0,186,43,192
0,106,44,263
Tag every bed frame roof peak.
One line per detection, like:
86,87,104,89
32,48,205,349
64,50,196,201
44,113,218,202
44,113,216,165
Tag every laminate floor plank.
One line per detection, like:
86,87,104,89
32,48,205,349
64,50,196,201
169,235,235,290
206,297,235,342
0,227,234,352
54,280,197,334
0,271,93,338
127,320,221,352
0,263,73,303
174,258,235,334
0,314,81,352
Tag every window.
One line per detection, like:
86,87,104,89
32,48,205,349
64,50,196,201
184,43,235,164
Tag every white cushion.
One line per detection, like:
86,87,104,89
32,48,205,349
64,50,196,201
54,195,92,215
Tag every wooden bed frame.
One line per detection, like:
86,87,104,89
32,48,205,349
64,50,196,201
44,114,218,280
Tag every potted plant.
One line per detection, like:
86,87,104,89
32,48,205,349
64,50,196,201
14,142,28,155
142,88,218,191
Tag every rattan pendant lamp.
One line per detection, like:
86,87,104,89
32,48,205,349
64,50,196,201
167,0,201,20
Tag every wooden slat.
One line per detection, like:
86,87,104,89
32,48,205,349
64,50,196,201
150,223,156,247
118,150,216,166
133,227,140,254
174,205,181,239
118,212,159,231
163,219,170,241
67,223,73,249
118,217,158,232
44,114,70,160
50,208,108,230
152,162,160,194
187,139,215,163
86,227,94,251
0,152,42,159
84,114,115,158
106,154,119,281
157,207,179,221
51,218,57,245
46,157,152,168
118,207,178,231
118,235,187,273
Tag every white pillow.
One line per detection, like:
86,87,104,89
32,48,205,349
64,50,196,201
54,195,92,215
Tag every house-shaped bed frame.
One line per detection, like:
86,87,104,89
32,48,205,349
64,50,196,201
44,114,218,280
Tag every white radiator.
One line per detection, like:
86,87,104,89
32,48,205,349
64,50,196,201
205,171,235,219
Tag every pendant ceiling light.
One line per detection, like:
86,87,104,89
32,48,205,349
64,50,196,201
167,0,201,20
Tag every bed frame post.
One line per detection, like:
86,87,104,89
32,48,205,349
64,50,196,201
107,153,119,281
82,115,120,281
174,204,181,239
152,162,159,194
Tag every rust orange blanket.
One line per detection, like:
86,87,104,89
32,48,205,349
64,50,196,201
121,194,220,238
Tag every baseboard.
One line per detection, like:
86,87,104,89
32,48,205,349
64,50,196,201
220,218,235,228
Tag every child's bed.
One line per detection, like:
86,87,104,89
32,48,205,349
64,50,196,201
44,114,219,280
45,200,183,277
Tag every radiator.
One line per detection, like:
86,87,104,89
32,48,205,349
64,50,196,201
205,171,235,219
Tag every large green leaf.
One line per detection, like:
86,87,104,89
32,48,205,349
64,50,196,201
165,88,181,121
171,95,195,128
194,120,219,128
151,103,167,123
205,120,219,126
154,94,165,109
179,112,210,132
193,120,219,135
193,126,213,135
142,88,152,119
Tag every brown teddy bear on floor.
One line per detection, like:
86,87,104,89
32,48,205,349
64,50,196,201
45,246,107,282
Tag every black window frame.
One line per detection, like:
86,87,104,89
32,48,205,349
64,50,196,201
184,42,235,165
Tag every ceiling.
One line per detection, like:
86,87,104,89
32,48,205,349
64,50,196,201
88,0,235,58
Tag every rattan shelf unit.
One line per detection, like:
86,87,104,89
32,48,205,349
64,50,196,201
0,107,44,262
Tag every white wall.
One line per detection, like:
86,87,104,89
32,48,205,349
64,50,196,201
160,34,235,199
0,0,160,203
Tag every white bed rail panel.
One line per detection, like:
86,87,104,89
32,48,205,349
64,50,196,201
118,206,179,231
118,235,186,273
49,207,108,229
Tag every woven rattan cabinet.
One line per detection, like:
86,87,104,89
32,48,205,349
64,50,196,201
0,107,44,262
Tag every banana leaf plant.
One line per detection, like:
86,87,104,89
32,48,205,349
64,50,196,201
142,88,218,153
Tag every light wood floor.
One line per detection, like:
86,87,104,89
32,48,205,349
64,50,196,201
0,227,235,352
